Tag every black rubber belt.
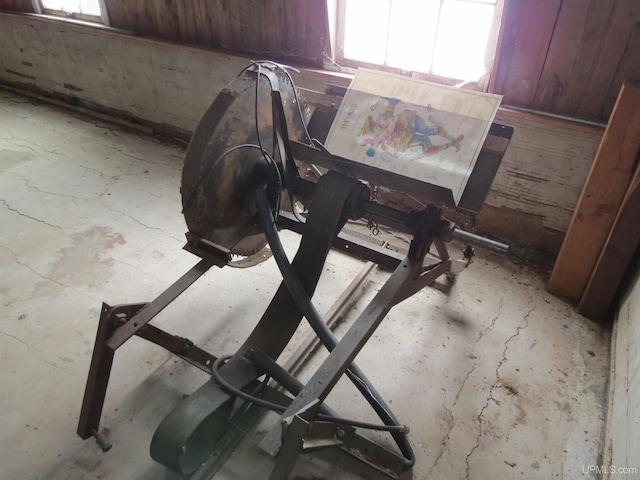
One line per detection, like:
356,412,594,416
150,171,363,474
227,171,363,369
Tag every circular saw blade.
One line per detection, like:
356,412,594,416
181,63,309,261
181,72,274,258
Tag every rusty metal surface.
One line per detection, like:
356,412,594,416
180,76,271,256
257,202,454,462
77,302,147,442
78,61,513,479
149,171,365,474
180,63,308,258
105,259,214,350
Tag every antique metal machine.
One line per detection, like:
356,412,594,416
77,62,511,478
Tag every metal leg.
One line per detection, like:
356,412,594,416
150,173,366,473
259,255,422,456
77,260,213,446
282,261,377,377
77,303,117,441
269,415,311,480
106,259,212,349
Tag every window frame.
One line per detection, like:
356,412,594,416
31,0,110,26
328,0,505,92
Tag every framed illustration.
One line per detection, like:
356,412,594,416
325,69,502,205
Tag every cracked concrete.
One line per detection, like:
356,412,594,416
0,89,611,479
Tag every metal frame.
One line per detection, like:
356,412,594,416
76,62,509,479
77,259,219,444
77,185,464,478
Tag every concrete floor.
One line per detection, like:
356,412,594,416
1,88,611,480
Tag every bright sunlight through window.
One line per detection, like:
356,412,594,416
341,0,498,82
40,0,104,21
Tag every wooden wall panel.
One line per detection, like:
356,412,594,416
3,0,635,121
548,81,640,300
103,0,329,67
486,109,602,232
493,0,562,106
0,0,34,12
533,0,640,121
606,18,640,117
152,0,181,42
193,0,215,46
103,0,132,31
497,0,640,122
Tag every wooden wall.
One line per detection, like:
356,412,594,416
604,263,640,473
0,0,32,11
0,1,635,259
1,0,638,121
0,12,342,139
477,109,603,258
103,0,330,67
0,1,329,67
494,0,640,121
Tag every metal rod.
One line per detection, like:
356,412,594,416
291,176,509,255
77,303,117,439
106,259,212,350
452,228,509,256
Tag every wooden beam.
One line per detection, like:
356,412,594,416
579,161,640,319
548,80,640,299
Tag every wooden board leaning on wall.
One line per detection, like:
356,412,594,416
548,80,640,302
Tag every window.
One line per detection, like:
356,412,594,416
331,0,504,88
32,0,109,25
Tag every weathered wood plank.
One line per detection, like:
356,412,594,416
205,0,228,48
304,0,330,65
533,0,640,121
579,163,640,319
102,0,132,30
548,81,640,300
485,108,603,233
173,0,193,44
605,15,640,119
495,0,562,107
0,0,34,12
139,0,158,36
153,0,180,42
576,0,640,120
199,0,327,66
531,0,595,113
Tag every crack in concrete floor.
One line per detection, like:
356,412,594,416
0,88,611,480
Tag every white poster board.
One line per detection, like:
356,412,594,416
325,69,502,205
